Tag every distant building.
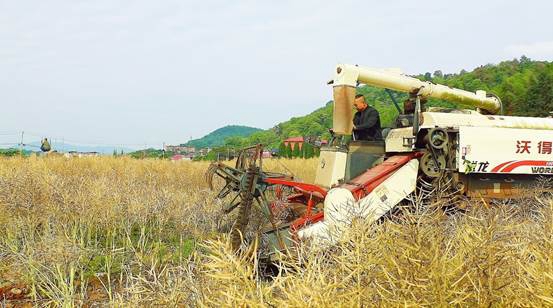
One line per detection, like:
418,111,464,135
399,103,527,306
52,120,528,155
171,153,194,161
198,148,210,156
171,154,184,161
316,139,329,147
164,145,196,154
284,137,328,150
66,151,100,158
283,137,304,150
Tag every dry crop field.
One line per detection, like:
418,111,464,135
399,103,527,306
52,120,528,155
0,156,552,306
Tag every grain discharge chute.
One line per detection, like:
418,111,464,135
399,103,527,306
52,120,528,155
207,63,553,259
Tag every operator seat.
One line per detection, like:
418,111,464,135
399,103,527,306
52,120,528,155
394,114,414,128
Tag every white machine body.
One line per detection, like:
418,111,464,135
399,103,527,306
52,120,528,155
314,149,347,188
298,159,419,245
459,126,553,175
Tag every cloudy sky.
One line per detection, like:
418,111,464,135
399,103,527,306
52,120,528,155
1,0,552,147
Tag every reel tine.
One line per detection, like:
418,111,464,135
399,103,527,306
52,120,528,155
205,162,221,190
205,164,214,190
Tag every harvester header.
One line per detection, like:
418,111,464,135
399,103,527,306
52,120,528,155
331,64,502,134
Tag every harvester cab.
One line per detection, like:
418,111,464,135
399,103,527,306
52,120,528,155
207,63,553,259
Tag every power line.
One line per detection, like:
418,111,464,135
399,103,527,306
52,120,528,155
3,129,168,150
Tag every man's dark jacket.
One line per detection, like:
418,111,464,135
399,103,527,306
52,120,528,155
353,106,382,140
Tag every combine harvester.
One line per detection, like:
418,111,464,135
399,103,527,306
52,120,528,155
207,64,553,259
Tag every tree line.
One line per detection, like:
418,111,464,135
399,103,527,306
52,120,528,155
277,141,320,159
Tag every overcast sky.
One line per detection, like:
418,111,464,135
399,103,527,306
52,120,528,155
1,0,553,147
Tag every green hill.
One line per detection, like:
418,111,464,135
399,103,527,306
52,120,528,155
426,56,553,116
184,125,262,148
203,57,553,152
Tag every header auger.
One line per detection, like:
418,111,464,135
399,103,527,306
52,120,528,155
207,63,553,260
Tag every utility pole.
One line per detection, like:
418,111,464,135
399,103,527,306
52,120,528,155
19,131,24,157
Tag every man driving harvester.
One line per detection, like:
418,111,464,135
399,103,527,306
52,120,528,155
352,94,382,140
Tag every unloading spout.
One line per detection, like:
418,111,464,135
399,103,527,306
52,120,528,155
330,64,502,134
